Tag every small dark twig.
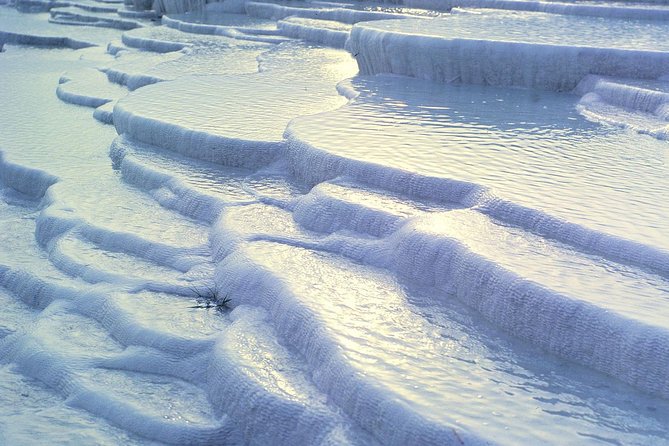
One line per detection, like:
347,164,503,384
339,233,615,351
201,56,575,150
189,284,231,312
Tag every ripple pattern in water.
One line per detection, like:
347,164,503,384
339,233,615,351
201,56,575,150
365,9,669,50
288,75,669,251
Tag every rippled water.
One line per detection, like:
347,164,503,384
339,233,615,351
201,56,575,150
232,240,669,445
416,210,669,326
367,9,669,49
0,7,123,44
166,10,277,28
115,42,356,147
289,75,669,250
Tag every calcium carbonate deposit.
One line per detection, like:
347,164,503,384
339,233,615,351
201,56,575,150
1,0,669,444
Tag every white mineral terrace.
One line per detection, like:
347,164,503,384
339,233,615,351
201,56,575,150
1,0,669,444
